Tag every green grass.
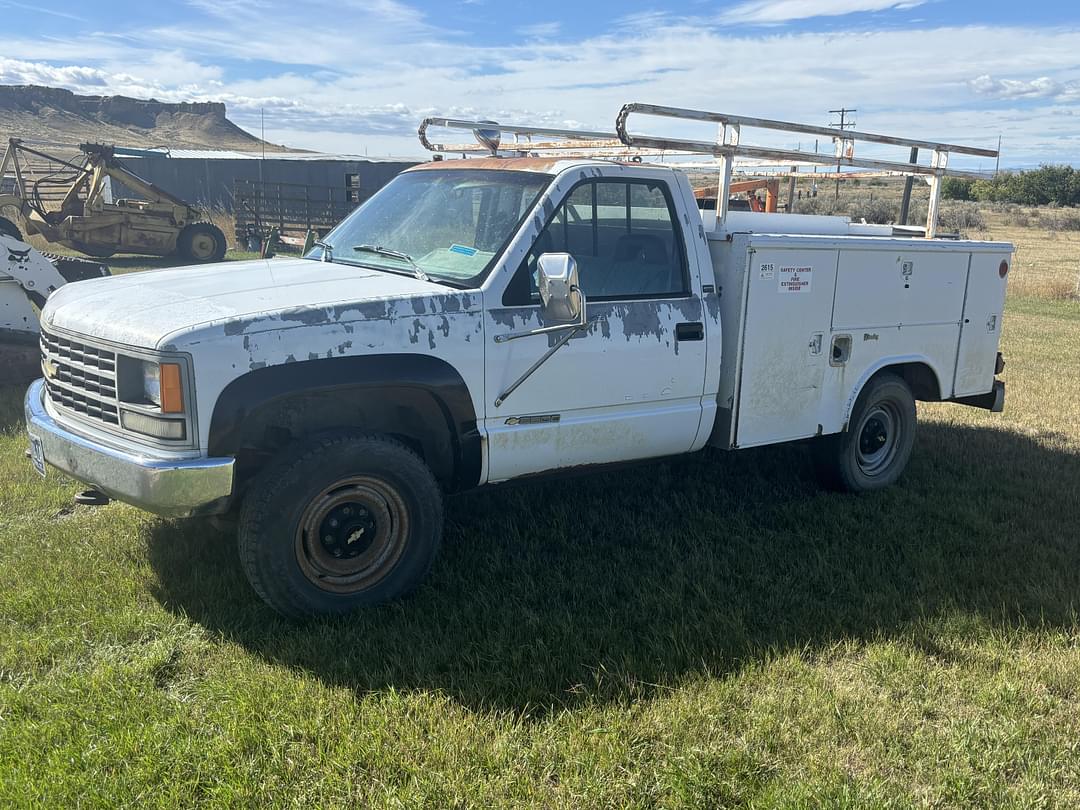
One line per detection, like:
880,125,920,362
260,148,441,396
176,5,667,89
2,277,1080,806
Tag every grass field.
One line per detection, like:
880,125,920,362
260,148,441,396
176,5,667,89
1,220,1079,806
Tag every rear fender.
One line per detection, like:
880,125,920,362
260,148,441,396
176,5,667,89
841,354,945,430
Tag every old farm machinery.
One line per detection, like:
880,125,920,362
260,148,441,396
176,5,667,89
0,139,226,261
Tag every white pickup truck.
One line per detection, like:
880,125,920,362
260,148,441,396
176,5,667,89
24,107,1011,616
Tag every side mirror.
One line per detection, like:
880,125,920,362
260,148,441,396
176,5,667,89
537,253,583,323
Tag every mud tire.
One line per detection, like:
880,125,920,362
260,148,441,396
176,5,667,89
237,432,443,618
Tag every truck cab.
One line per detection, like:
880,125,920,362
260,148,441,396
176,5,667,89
25,109,1011,617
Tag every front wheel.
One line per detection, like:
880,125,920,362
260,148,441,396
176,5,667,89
813,373,917,492
237,432,444,617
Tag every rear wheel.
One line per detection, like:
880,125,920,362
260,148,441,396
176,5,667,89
813,373,917,492
177,222,227,263
237,432,443,617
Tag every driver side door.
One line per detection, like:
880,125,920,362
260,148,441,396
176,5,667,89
483,174,709,482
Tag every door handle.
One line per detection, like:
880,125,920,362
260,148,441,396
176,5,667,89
675,322,704,341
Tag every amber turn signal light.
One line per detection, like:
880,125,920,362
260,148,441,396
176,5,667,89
160,363,184,413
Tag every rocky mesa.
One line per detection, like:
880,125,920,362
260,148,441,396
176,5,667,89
0,85,280,150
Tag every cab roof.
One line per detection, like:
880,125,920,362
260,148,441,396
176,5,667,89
406,156,657,175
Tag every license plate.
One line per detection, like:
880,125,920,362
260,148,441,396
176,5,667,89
28,434,46,478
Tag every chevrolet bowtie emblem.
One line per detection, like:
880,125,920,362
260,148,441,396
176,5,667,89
42,357,57,380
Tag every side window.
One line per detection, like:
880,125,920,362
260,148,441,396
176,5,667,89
509,179,688,304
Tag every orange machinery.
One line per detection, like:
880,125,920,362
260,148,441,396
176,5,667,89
694,177,781,213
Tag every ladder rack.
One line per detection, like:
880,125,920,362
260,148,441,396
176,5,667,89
418,117,655,158
615,103,999,237
417,105,1002,239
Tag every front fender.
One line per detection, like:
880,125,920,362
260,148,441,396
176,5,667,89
208,354,482,491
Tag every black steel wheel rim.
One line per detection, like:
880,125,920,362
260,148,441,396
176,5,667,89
855,402,901,476
295,476,409,593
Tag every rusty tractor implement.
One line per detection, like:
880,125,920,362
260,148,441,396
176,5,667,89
0,139,227,261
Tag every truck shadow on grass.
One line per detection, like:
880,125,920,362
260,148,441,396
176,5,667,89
147,422,1080,714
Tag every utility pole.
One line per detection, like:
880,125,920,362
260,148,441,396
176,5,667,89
995,134,1001,176
829,107,856,200
899,146,919,226
259,108,265,184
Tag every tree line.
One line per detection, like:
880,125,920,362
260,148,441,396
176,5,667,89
942,165,1080,206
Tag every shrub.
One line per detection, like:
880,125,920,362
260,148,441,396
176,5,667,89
847,196,896,224
1043,210,1080,232
969,165,1080,206
938,203,986,233
941,177,974,200
794,195,846,216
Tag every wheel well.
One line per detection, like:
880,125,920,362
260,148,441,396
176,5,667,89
226,387,457,489
871,361,942,401
208,355,482,497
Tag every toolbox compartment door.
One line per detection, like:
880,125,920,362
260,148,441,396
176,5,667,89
953,251,1010,398
832,248,968,331
733,246,838,448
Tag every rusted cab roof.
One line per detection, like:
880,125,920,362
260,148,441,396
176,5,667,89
407,157,573,174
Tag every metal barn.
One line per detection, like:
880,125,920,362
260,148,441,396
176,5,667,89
112,148,419,211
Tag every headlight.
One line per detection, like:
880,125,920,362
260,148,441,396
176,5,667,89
137,360,184,413
142,361,161,406
114,354,193,444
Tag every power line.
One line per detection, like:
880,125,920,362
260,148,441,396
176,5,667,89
829,107,856,200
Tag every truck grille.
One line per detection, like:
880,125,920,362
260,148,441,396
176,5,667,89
40,329,120,426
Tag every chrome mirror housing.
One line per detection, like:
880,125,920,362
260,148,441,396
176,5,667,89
537,253,582,324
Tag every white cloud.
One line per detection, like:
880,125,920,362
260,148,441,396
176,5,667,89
0,57,116,88
718,0,927,24
3,3,1080,166
969,74,1080,101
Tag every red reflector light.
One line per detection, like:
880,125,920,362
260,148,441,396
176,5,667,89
999,260,1009,278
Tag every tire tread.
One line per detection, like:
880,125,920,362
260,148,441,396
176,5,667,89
812,372,916,493
237,431,442,617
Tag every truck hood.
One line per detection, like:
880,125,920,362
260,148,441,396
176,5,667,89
41,257,463,348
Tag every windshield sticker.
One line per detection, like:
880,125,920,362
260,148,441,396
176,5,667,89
449,244,478,257
778,265,812,294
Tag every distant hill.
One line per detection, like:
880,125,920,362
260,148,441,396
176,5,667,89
0,85,287,151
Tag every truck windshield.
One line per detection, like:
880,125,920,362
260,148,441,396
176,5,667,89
308,168,550,286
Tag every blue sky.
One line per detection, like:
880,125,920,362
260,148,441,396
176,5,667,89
2,0,1079,167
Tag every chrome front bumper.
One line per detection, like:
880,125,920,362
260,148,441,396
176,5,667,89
24,379,234,517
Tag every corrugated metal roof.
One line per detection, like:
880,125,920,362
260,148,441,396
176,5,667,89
118,147,419,163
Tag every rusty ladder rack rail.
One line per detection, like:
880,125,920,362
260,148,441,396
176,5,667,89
615,103,1000,238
